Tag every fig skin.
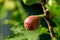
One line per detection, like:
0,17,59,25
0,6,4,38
24,15,40,30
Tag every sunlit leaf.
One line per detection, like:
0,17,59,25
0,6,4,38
23,0,41,5
6,25,48,40
4,1,16,10
0,0,4,3
53,16,60,26
52,37,57,40
0,6,7,19
46,0,60,16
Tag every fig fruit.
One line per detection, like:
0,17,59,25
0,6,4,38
24,15,40,30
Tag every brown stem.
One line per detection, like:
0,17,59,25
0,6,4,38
41,0,55,37
44,17,55,37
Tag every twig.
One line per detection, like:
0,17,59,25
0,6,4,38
41,0,55,37
44,17,55,37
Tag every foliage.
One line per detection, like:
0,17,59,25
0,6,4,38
23,0,41,5
0,0,60,40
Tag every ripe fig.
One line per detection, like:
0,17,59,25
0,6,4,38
24,15,40,30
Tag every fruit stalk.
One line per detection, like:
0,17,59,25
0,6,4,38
41,0,55,37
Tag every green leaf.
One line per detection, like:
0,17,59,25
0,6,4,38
46,0,60,36
53,16,60,39
53,16,60,25
55,0,60,5
10,25,24,34
54,26,60,36
52,37,57,40
23,0,41,5
0,6,8,19
6,25,48,40
4,20,19,25
16,1,27,23
46,0,60,16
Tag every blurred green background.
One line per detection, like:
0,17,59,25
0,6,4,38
0,0,60,40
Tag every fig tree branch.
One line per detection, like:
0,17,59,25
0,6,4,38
41,0,55,37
